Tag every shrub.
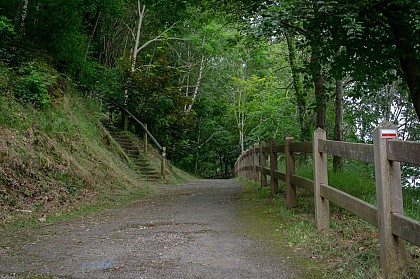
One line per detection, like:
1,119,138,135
15,61,60,108
0,16,16,61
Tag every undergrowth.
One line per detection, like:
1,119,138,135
290,158,420,221
238,161,420,278
0,90,149,224
0,62,191,226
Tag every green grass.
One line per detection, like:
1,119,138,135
238,178,323,279
291,158,420,221
0,68,192,226
238,158,420,278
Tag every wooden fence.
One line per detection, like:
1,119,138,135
233,122,420,278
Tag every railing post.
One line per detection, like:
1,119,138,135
253,144,259,182
238,153,244,176
269,139,279,194
240,152,244,177
123,111,129,131
313,128,329,230
242,152,246,178
248,146,253,179
260,141,267,187
373,122,406,277
243,151,247,178
161,147,166,180
144,123,148,153
285,136,297,208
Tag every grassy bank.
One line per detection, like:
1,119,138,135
237,160,420,278
0,65,192,228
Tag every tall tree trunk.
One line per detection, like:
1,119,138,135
333,79,344,172
186,55,205,112
311,51,327,130
384,82,396,122
384,4,420,120
239,122,244,153
314,71,327,130
131,1,146,72
194,123,201,175
16,0,29,35
84,7,101,62
285,30,309,141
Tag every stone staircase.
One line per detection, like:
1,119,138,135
102,120,161,181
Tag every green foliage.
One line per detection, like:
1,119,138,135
0,15,15,34
0,61,13,94
295,159,420,222
14,61,60,108
0,15,16,61
240,162,420,278
123,46,195,162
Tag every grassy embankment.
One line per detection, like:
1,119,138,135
0,61,192,230
238,159,419,278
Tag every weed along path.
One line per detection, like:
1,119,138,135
0,179,303,279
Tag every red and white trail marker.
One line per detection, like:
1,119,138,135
381,129,398,139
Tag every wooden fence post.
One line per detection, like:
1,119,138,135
241,152,245,177
260,141,267,187
373,122,406,277
161,147,166,180
123,111,129,131
243,151,246,178
239,153,243,177
269,139,279,194
253,144,259,182
245,150,249,179
285,136,297,208
144,123,148,153
249,146,254,180
313,128,329,230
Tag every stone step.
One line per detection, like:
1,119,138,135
140,170,158,175
103,120,160,181
113,137,132,143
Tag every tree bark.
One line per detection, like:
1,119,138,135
311,50,327,131
286,30,309,141
314,71,327,130
84,7,101,61
384,4,420,120
16,0,29,35
186,55,205,112
333,79,344,172
131,1,146,72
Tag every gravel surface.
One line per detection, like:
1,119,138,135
0,179,301,278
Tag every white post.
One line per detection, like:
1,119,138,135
161,147,166,180
313,128,329,230
285,136,297,208
373,122,406,277
260,141,267,187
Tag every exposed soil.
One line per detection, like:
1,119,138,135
0,179,302,278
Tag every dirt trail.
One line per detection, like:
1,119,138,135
0,179,301,278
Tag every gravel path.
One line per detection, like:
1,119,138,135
0,179,301,278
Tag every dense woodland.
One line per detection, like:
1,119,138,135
1,0,420,180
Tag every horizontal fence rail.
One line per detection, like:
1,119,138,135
233,122,420,278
